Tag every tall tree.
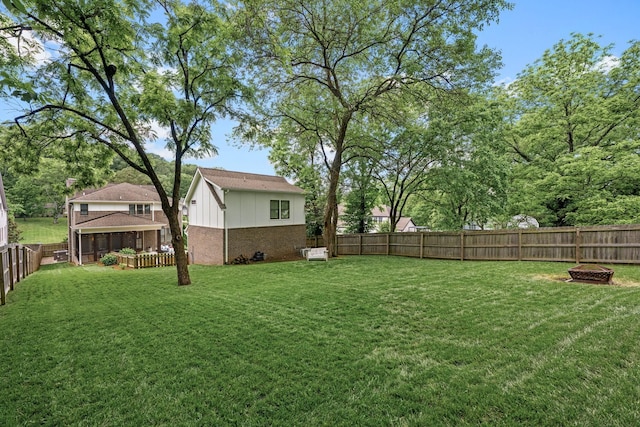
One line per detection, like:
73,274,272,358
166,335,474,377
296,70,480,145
266,125,327,238
0,0,37,100
4,171,42,219
367,110,450,232
405,92,509,230
7,207,22,242
1,0,246,285
341,158,378,234
504,33,640,226
236,0,511,255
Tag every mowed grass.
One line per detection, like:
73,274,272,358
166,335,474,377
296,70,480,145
16,217,68,244
2,256,640,426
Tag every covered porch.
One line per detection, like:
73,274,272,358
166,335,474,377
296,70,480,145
69,213,169,265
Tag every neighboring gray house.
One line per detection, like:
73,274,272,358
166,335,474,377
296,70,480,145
0,173,8,247
67,183,173,264
337,205,417,233
185,168,306,265
370,206,417,232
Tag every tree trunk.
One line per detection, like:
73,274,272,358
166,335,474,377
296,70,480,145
166,206,191,286
322,111,352,257
323,152,342,257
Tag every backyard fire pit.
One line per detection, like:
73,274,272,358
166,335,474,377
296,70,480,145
568,264,614,284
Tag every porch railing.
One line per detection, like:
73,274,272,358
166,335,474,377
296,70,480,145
116,251,187,269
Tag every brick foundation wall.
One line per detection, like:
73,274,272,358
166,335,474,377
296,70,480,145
228,224,306,262
188,224,306,265
188,225,224,265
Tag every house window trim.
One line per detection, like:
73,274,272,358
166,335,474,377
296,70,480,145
129,203,151,216
270,199,290,220
280,200,290,219
270,200,280,220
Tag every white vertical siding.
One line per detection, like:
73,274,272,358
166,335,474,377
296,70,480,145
186,172,305,230
226,191,305,229
187,177,224,229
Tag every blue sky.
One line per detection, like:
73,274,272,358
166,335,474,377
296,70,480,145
202,0,640,176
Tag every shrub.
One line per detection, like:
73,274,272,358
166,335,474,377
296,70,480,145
100,253,118,266
120,248,136,255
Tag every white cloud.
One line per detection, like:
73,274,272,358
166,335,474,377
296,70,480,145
596,55,619,73
148,120,171,140
7,30,52,65
144,120,174,160
493,76,515,87
146,141,175,160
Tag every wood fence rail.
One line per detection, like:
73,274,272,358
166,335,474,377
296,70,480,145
40,242,68,258
116,251,187,269
1,244,43,306
307,224,640,264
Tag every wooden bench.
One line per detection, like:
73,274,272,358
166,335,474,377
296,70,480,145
306,247,329,261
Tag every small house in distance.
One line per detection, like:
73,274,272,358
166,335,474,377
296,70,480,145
185,168,306,265
67,183,173,264
337,204,417,233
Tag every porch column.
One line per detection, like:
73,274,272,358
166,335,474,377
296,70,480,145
78,230,82,265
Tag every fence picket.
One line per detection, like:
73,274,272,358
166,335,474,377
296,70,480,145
0,244,43,306
115,251,185,270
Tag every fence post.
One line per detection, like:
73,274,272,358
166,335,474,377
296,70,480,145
22,247,28,278
460,232,465,261
518,230,522,261
8,246,14,290
1,252,5,306
575,228,581,264
386,233,390,255
27,248,31,275
14,246,20,284
420,233,424,259
358,234,362,256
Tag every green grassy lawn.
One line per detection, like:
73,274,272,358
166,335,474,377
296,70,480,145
2,256,640,426
16,217,68,244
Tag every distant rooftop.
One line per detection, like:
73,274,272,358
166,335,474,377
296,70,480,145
70,183,161,203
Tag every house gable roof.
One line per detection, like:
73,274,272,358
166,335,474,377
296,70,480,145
70,183,161,203
197,168,304,194
371,206,391,217
396,217,416,232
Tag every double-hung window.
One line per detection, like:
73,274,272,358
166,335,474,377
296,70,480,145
129,203,151,216
270,200,290,220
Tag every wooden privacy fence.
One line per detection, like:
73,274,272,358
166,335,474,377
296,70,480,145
310,224,640,264
116,251,187,269
1,244,43,305
41,242,68,258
